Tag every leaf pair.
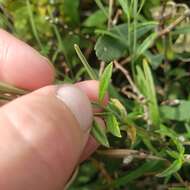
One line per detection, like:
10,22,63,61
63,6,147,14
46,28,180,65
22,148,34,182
74,44,121,147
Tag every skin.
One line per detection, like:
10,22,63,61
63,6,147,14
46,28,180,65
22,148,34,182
0,29,108,190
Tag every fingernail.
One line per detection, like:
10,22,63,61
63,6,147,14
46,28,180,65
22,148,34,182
56,85,93,131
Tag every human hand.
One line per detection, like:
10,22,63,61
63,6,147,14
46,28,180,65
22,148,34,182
0,29,107,190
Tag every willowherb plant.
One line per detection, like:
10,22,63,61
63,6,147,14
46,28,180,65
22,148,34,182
1,0,190,188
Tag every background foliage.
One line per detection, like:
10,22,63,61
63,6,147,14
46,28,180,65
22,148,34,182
1,0,190,189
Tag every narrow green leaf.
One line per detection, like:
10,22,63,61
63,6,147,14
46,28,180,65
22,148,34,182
94,0,108,18
91,120,110,148
143,60,157,101
136,61,160,128
110,98,127,118
157,159,182,177
26,0,44,52
106,114,121,138
117,0,130,18
136,33,157,59
83,9,107,27
143,60,160,127
157,124,178,139
74,44,98,80
166,150,180,159
99,62,113,102
137,0,145,16
136,65,147,95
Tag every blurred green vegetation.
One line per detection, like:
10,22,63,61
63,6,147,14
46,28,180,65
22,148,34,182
1,0,190,189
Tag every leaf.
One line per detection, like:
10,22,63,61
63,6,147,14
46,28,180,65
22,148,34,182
160,100,190,122
140,59,160,127
157,159,182,177
94,0,108,18
95,32,127,62
99,62,113,102
157,125,185,157
136,33,157,59
136,65,147,95
106,114,121,138
91,120,110,148
138,128,159,154
144,51,164,70
157,124,178,140
143,60,160,127
95,23,156,62
166,150,180,159
143,0,160,18
110,98,127,118
63,0,80,25
117,0,130,18
26,0,44,52
83,9,107,27
74,44,98,80
126,125,137,145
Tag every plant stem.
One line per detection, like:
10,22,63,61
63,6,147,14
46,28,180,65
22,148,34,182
97,149,166,161
108,0,114,29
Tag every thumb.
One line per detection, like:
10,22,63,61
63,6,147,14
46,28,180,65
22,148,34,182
0,84,93,190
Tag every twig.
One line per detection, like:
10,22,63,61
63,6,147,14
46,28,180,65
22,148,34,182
97,149,166,161
120,56,131,66
91,158,113,185
0,82,27,95
114,60,144,99
99,61,105,77
158,10,190,37
112,9,122,25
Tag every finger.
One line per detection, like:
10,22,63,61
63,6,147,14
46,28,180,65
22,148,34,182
0,29,54,90
80,117,106,162
0,84,93,190
75,80,108,160
75,80,109,109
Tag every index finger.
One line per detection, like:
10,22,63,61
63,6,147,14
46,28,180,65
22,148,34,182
0,29,55,90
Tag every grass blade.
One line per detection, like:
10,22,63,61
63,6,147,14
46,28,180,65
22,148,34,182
74,44,98,80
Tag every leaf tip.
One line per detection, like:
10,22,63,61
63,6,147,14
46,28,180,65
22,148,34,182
74,43,78,49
